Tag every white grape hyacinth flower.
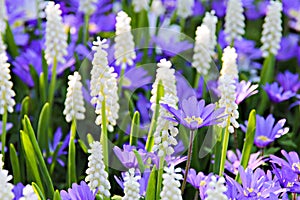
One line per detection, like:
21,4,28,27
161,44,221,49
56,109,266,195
224,0,245,43
160,165,183,200
176,0,194,19
192,24,212,76
0,0,7,33
132,0,149,13
114,11,136,68
91,37,119,132
218,47,239,133
63,71,85,123
0,154,15,200
122,168,141,200
202,10,218,56
150,0,165,17
85,141,111,199
0,54,15,114
45,1,68,65
205,176,228,200
20,185,39,200
151,59,179,157
78,0,97,16
260,0,282,58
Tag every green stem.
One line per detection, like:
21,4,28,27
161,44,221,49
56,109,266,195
100,96,109,172
181,130,195,193
156,157,164,200
68,119,77,187
193,72,200,89
48,57,57,112
219,117,231,176
1,106,7,160
83,14,90,45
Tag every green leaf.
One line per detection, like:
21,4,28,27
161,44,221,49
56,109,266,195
20,130,44,194
130,111,140,146
87,133,95,145
260,54,275,85
20,96,30,117
145,166,157,200
50,142,63,174
78,139,88,153
9,144,21,184
39,73,47,103
53,190,62,200
37,103,50,152
32,182,46,200
133,149,146,173
236,109,256,182
4,21,19,58
23,115,54,198
111,195,123,200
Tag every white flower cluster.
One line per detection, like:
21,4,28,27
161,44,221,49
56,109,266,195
0,0,7,33
132,0,149,13
205,176,228,200
202,10,218,56
224,0,245,43
218,47,239,133
45,1,68,65
0,35,6,60
0,54,15,115
0,154,14,200
85,141,111,199
20,185,39,200
63,71,85,123
192,25,212,76
114,11,136,68
260,1,282,58
122,168,141,200
176,0,194,19
150,0,165,16
79,0,98,16
91,37,119,132
151,59,179,157
160,165,183,200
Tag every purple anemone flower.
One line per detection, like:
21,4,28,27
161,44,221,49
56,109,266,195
186,168,211,190
123,67,153,91
272,165,300,194
161,96,225,130
241,114,289,148
113,145,139,169
13,183,25,200
263,82,295,103
235,80,258,105
270,150,300,175
226,149,266,175
60,181,96,200
277,71,300,93
276,35,299,61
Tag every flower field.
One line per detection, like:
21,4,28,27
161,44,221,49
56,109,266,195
0,0,300,199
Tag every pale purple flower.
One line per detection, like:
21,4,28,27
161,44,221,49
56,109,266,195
113,145,139,169
263,82,295,103
235,80,258,104
60,181,96,200
161,96,225,130
272,164,300,193
270,150,300,175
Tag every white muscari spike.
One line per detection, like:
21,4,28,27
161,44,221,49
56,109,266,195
192,24,212,76
151,59,179,157
132,0,149,13
260,1,282,58
122,168,141,200
0,0,7,33
63,71,86,123
114,11,136,68
0,154,14,200
218,46,239,133
205,176,228,200
224,0,245,43
45,1,68,65
85,141,111,198
202,10,218,56
176,0,194,19
20,185,39,200
79,0,98,16
91,37,119,131
160,165,183,200
0,54,15,114
150,0,165,16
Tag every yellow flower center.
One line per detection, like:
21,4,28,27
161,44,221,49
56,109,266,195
200,180,206,186
257,136,270,142
287,182,294,187
292,162,300,171
184,116,203,125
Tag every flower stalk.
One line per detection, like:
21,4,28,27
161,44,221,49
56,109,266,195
101,95,109,172
156,157,164,200
68,119,77,187
1,105,7,160
219,117,231,176
181,129,194,193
